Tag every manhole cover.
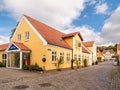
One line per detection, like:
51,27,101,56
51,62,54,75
13,85,29,89
39,83,52,87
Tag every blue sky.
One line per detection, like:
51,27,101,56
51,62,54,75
0,0,120,45
73,0,119,32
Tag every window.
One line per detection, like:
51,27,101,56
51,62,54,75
25,32,29,40
74,54,77,60
60,52,64,61
78,55,81,61
66,53,70,62
2,54,7,65
52,51,56,62
75,40,77,47
18,34,21,42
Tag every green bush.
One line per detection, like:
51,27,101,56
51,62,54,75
22,63,43,71
0,62,6,67
22,65,29,70
95,61,98,65
83,59,87,67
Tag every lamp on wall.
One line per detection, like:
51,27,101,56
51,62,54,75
42,55,46,62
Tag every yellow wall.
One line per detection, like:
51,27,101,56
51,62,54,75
73,35,82,59
12,18,46,67
64,37,73,48
0,51,3,62
0,51,6,62
45,45,72,70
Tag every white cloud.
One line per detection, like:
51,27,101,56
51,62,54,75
88,0,96,5
1,0,119,46
95,3,108,14
101,6,120,45
64,25,103,45
1,0,87,30
0,35,9,44
83,15,88,18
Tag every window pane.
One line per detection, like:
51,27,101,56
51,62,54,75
52,51,56,61
18,34,21,42
25,32,29,40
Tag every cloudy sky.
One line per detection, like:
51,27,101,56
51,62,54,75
0,0,120,46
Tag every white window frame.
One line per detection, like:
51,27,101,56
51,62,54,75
18,34,21,42
25,31,29,41
60,52,64,61
52,51,56,62
66,53,70,62
2,54,7,64
78,54,81,61
74,54,77,60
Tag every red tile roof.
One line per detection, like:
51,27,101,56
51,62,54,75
82,46,90,54
0,43,9,51
13,42,31,51
24,15,73,49
62,32,83,41
0,42,31,51
102,49,115,54
83,41,94,47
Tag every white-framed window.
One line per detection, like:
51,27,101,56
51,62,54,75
74,54,77,60
2,54,7,65
78,54,81,61
66,53,70,62
52,51,56,62
60,52,64,61
18,34,21,42
82,55,84,60
75,40,77,47
25,31,29,40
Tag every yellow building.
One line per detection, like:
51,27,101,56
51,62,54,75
0,15,94,70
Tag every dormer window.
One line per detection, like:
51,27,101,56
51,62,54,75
25,31,29,41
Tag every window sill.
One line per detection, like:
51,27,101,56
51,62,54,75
25,39,29,42
52,61,57,64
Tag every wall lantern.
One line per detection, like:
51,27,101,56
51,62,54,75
42,55,46,62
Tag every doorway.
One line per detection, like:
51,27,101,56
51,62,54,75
8,52,20,68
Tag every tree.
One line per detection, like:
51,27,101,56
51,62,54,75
10,28,16,40
54,57,64,71
74,59,81,68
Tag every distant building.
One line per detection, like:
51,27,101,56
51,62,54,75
102,49,115,61
97,49,104,62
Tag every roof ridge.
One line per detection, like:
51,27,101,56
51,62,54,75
24,15,65,35
24,15,72,49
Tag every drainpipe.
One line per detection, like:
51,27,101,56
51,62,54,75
71,49,74,69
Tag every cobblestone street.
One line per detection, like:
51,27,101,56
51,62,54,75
0,62,120,90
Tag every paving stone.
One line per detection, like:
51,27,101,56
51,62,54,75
0,62,120,90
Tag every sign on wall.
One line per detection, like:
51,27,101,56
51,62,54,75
8,44,19,51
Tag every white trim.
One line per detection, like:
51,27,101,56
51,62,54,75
24,16,47,45
20,50,31,53
6,67,21,69
6,53,8,68
20,51,22,69
47,44,72,50
11,15,47,45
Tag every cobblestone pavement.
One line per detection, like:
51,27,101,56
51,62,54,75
0,62,120,90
